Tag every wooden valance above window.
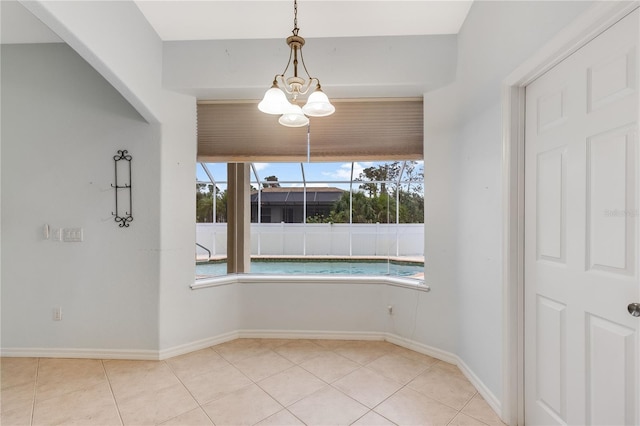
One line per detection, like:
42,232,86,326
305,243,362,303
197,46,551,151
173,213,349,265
197,98,423,162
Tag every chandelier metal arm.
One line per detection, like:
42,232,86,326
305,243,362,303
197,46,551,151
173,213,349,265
279,43,295,81
297,48,314,82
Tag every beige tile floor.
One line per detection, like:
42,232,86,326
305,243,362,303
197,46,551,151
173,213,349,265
1,339,506,426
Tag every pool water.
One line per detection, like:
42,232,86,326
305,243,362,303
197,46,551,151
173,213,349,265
196,260,423,278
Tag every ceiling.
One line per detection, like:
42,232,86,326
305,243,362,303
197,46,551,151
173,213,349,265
135,1,473,40
1,1,473,44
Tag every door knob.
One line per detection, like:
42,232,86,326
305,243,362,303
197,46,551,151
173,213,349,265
629,303,640,317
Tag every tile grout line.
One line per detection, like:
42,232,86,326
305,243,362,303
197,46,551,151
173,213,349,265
100,359,125,426
282,407,309,426
248,378,288,425
247,348,319,424
180,345,257,409
453,391,492,426
445,391,486,426
216,346,281,385
295,356,362,387
200,344,291,423
352,357,467,425
210,343,299,425
29,357,41,426
351,408,399,426
409,362,481,413
287,347,371,421
348,409,373,426
246,341,359,425
325,358,396,418
163,354,225,425
252,345,339,426
344,371,404,417
214,349,258,365
320,343,405,418
459,391,479,411
223,345,296,425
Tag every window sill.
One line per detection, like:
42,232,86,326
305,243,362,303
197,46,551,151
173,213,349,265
191,274,430,292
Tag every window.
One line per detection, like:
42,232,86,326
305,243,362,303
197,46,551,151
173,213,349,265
195,161,424,279
195,97,424,280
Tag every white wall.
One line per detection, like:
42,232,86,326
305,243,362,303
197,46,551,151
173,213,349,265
19,0,163,124
163,35,458,100
156,95,238,351
1,43,161,350
14,0,242,354
238,282,389,333
423,0,594,404
420,83,461,357
235,279,437,358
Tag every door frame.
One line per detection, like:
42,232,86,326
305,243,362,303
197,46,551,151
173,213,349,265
501,2,640,424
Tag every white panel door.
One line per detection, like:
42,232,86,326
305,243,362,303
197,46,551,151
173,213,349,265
525,9,640,425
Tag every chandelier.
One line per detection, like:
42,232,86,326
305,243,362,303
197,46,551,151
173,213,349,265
258,0,335,127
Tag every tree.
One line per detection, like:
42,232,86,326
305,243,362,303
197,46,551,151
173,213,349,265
196,183,228,223
196,183,214,222
305,160,424,224
310,191,389,224
263,175,280,188
215,190,228,223
397,191,424,223
402,161,424,194
356,162,402,196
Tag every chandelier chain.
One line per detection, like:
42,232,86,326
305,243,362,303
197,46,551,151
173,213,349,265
292,0,299,36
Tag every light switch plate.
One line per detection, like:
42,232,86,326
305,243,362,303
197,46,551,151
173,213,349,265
51,228,62,242
63,228,83,242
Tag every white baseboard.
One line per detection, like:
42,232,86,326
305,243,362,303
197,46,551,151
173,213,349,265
384,333,458,365
0,347,159,360
237,329,385,341
158,331,238,360
1,329,501,419
456,357,502,417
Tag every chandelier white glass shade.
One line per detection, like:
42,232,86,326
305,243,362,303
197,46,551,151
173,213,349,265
278,102,309,127
258,0,335,127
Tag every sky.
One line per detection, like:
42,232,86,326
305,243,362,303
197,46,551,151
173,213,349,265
196,161,424,192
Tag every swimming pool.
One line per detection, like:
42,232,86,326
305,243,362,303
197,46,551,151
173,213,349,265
196,259,424,278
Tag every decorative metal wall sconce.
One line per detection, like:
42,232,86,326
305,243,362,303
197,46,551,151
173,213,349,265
111,150,133,227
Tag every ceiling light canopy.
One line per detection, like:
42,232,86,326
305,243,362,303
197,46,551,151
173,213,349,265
258,0,335,127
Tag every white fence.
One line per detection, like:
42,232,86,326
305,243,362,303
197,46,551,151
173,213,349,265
196,223,424,257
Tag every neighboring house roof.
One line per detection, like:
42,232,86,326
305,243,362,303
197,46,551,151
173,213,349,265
251,187,345,205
